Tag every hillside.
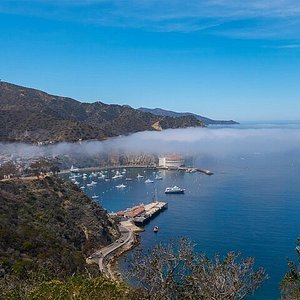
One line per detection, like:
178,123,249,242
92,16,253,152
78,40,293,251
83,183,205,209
0,82,204,143
138,107,239,125
0,176,119,281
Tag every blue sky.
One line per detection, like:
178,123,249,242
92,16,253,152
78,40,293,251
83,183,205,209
1,1,300,121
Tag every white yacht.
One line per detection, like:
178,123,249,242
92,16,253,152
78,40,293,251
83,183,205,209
165,186,185,194
115,184,127,189
145,179,154,183
70,165,79,173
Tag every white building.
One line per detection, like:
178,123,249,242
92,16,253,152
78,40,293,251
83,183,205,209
159,155,185,168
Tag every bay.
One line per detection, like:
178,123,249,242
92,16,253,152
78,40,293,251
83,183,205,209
65,125,300,299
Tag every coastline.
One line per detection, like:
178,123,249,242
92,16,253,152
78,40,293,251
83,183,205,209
88,221,143,282
108,221,143,282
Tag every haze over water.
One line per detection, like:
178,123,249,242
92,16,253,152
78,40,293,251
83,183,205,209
66,123,300,299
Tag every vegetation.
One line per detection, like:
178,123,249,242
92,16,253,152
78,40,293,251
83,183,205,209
28,276,129,300
128,238,267,300
0,176,119,299
0,81,204,143
280,238,300,299
0,161,19,179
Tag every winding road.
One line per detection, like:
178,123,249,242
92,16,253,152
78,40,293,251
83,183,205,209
88,224,134,277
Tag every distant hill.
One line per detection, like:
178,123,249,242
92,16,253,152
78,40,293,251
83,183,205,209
0,82,204,143
138,107,239,125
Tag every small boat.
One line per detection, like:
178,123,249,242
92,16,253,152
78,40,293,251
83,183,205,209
125,178,133,181
116,184,127,189
154,174,163,180
80,186,85,190
70,165,79,173
186,168,197,173
153,226,159,233
91,181,97,185
74,181,80,185
165,186,185,194
112,174,123,179
92,193,99,199
145,179,154,183
296,246,300,253
137,173,144,179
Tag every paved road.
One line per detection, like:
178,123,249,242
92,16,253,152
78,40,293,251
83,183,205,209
88,225,134,277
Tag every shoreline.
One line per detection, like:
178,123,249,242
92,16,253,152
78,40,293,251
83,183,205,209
107,221,143,281
62,164,213,176
88,221,143,282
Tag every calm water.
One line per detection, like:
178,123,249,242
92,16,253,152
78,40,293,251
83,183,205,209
65,128,300,299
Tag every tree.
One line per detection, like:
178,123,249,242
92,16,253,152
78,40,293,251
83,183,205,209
0,161,18,179
280,238,300,299
49,165,60,176
186,252,267,299
128,238,267,300
29,158,52,178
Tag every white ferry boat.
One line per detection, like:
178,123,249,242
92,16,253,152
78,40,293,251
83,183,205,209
165,186,185,194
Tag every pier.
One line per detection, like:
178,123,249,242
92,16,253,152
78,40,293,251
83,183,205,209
133,201,168,225
111,201,168,226
158,166,214,176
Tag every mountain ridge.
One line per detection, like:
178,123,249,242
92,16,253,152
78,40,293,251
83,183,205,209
0,81,204,143
138,107,239,125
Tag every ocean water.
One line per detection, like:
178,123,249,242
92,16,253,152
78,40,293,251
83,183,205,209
66,125,300,299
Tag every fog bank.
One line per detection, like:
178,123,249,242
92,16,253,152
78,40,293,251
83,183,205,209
1,126,300,160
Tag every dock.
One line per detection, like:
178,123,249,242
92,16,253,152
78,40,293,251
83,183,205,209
112,201,168,226
158,166,214,176
133,201,168,225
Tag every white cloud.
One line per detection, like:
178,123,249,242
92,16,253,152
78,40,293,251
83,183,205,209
1,0,300,37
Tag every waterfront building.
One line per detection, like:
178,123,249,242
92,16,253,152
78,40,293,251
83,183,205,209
158,155,185,168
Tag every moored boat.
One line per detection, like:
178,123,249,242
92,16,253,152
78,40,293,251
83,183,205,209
70,165,79,173
145,179,154,183
153,226,159,232
116,184,127,189
165,186,185,194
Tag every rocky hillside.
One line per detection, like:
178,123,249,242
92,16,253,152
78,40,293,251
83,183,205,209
0,82,204,143
139,107,239,125
0,176,119,280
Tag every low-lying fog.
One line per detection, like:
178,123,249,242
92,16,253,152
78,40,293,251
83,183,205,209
1,124,300,160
